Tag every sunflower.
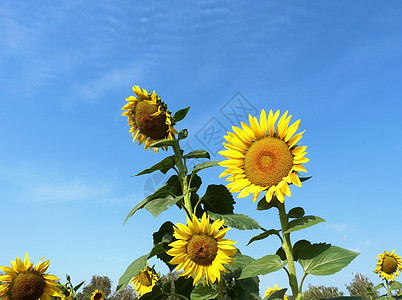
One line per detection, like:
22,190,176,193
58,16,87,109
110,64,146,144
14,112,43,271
53,288,72,300
167,213,237,286
374,249,402,281
90,290,105,300
0,253,60,300
219,109,308,203
122,85,178,152
264,284,288,300
129,264,158,298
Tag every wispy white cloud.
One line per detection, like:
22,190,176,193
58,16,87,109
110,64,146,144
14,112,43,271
0,163,137,204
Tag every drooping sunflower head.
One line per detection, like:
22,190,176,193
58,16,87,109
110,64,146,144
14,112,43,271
90,289,105,300
167,213,237,286
374,249,402,281
264,284,288,300
0,253,60,300
129,264,158,298
122,85,178,152
219,109,308,204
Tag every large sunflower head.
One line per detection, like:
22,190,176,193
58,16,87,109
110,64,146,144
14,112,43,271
374,249,402,281
129,264,158,298
122,85,178,152
0,253,60,300
219,109,308,204
166,213,237,286
264,284,288,300
90,290,105,300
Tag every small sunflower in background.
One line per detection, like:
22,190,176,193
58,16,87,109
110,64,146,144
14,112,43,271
167,213,237,286
219,109,308,203
374,249,402,281
0,253,59,300
264,284,288,300
130,264,158,298
90,289,105,300
122,85,178,152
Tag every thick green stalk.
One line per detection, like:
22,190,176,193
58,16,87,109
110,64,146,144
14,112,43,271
278,202,301,300
171,139,193,217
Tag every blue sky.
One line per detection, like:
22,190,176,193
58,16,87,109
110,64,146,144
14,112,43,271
1,0,401,295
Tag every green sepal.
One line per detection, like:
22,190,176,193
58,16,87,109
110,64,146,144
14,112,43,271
201,184,235,215
264,288,288,300
190,160,220,173
150,138,176,148
247,229,281,246
298,244,359,275
134,156,175,176
299,176,312,182
287,207,305,219
183,149,211,160
172,106,190,123
239,254,286,279
257,195,280,210
190,283,219,300
116,254,147,292
178,129,188,140
208,212,260,230
283,215,326,234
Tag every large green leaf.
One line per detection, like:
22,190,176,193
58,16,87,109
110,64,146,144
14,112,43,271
183,149,211,159
116,255,147,292
247,229,281,246
373,283,385,291
299,244,359,275
390,281,402,290
174,277,194,298
172,106,190,123
283,215,326,234
190,283,219,300
232,276,261,300
152,221,175,271
202,184,235,214
226,252,255,273
150,138,176,148
135,156,175,176
208,212,260,230
239,254,285,279
190,161,220,173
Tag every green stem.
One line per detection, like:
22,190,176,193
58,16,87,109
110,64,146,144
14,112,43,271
278,202,301,300
299,272,307,294
385,279,392,299
219,279,225,300
171,139,193,217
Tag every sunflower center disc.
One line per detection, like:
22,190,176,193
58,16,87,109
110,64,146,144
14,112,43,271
244,136,293,187
134,101,169,140
187,234,218,266
382,256,398,274
9,271,46,300
138,270,153,287
93,292,103,300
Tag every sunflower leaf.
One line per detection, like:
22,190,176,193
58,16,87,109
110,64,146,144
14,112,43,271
247,229,281,246
283,215,326,234
172,106,190,123
201,184,235,214
208,212,260,230
298,244,359,275
390,281,402,290
190,160,220,173
174,277,194,298
373,283,385,290
152,221,175,271
116,254,147,292
134,156,176,176
239,254,286,279
257,195,280,210
287,207,305,219
190,283,219,300
150,138,176,148
265,288,288,300
183,149,211,160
